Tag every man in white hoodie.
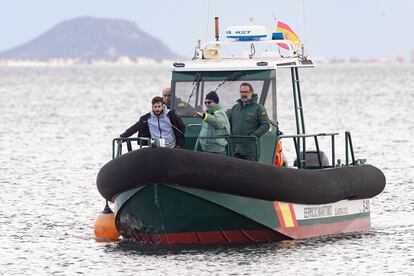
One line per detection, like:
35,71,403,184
120,96,185,148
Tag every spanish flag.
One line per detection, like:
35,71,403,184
276,21,300,50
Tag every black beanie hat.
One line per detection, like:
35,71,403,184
206,91,219,103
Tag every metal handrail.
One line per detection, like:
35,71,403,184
194,135,259,158
111,131,358,168
345,131,356,165
278,132,339,169
186,123,202,129
112,137,155,159
112,135,259,159
279,132,339,139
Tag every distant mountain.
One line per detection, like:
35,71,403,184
0,17,177,61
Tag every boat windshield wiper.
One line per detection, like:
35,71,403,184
185,72,204,108
213,71,244,92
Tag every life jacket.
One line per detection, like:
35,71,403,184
274,140,284,167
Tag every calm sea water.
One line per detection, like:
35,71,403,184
0,64,413,275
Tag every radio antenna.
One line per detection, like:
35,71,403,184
300,0,306,56
205,0,212,43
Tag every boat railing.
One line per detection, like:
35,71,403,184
278,132,338,169
200,39,298,59
112,137,156,159
278,131,357,169
112,132,357,168
194,135,258,157
344,131,357,166
111,135,258,160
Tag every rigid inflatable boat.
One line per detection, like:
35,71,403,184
96,23,386,244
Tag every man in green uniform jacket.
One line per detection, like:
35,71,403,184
195,91,231,154
228,82,270,161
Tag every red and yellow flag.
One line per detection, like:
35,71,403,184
276,21,300,50
274,202,297,228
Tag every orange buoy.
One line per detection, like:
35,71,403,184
274,140,284,167
94,201,120,241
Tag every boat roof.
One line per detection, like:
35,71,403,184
170,56,314,72
170,39,314,72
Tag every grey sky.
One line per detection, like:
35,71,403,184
1,0,413,59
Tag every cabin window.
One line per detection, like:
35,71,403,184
174,80,265,116
203,80,265,112
172,70,271,116
264,78,276,123
173,81,204,115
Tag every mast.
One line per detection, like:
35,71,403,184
291,66,306,168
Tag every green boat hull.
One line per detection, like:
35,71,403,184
114,184,371,245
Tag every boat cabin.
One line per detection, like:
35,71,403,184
169,52,314,165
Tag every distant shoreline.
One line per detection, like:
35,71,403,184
0,58,411,67
0,57,177,67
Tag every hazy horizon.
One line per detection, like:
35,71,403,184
1,0,413,60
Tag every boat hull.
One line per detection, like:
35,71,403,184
114,184,370,245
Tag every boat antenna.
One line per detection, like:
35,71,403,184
300,0,306,56
214,17,220,41
270,9,276,31
205,0,212,43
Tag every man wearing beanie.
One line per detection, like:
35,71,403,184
195,91,230,155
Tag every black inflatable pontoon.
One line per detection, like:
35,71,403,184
97,148,386,204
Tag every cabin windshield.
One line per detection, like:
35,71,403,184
171,70,272,117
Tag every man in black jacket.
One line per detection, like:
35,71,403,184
120,96,185,148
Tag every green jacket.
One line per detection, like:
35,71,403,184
198,105,231,153
228,94,270,159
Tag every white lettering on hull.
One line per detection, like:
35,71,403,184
294,199,370,220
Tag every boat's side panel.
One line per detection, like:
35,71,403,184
173,186,282,228
274,200,370,239
276,217,370,239
177,186,371,239
115,184,288,244
113,186,144,213
115,185,371,245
